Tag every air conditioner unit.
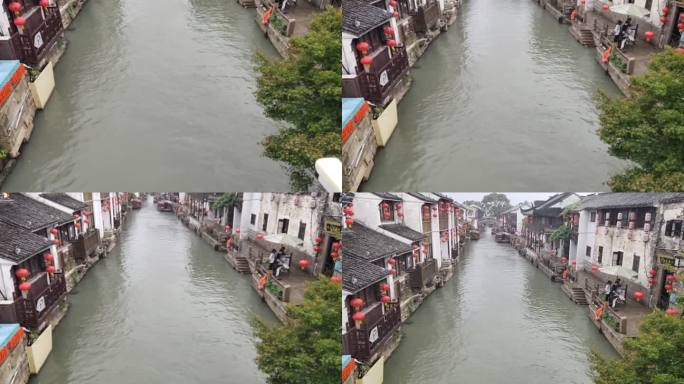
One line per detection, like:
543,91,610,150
645,212,652,222
617,212,623,220
644,223,651,232
604,220,610,227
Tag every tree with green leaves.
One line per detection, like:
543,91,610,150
211,193,242,225
255,8,341,190
253,278,341,384
480,193,512,217
596,49,684,191
591,310,684,384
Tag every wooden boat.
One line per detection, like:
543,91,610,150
156,200,173,212
470,230,480,240
130,199,142,209
495,232,510,243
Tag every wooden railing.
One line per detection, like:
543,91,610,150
14,273,66,330
343,303,401,362
355,46,409,105
70,229,100,261
598,35,635,74
409,257,437,289
13,6,63,67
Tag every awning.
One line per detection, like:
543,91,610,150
609,4,650,18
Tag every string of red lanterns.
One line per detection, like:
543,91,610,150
344,203,354,228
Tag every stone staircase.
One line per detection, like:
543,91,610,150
565,285,589,305
570,24,596,47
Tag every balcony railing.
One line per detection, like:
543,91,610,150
0,6,63,67
409,257,437,290
70,229,100,261
414,1,441,33
0,272,67,330
343,45,409,106
343,303,401,362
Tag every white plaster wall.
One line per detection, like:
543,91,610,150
577,209,597,269
594,226,651,286
258,193,325,255
0,8,10,38
239,193,262,241
0,262,16,302
342,33,358,76
351,194,383,230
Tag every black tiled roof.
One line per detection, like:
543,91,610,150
379,224,423,241
343,0,391,37
343,222,412,262
522,193,575,217
372,193,402,201
343,255,388,294
433,193,453,202
0,193,74,231
0,221,53,263
39,193,87,211
580,193,684,210
407,193,437,203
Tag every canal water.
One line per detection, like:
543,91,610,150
384,230,618,384
4,0,289,191
30,198,278,383
362,0,628,191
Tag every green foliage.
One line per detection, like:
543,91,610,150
0,146,7,161
254,278,341,384
597,49,684,191
480,193,512,217
549,223,572,242
601,311,620,332
591,311,684,384
255,8,341,189
212,192,242,211
609,53,627,73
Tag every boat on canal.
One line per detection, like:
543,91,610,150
130,198,142,209
495,232,510,243
470,229,480,240
156,200,173,212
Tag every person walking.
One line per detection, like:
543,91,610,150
268,249,277,275
605,280,612,302
613,20,623,44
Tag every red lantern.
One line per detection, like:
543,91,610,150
389,268,397,275
331,252,339,260
379,283,389,291
661,6,669,15
678,23,684,31
331,275,341,284
660,16,668,24
664,284,673,292
352,311,366,322
313,245,321,252
235,229,241,234
397,212,404,218
386,39,396,48
298,259,309,270
633,291,644,302
256,233,264,240
680,14,684,21
666,307,678,317
580,0,586,4
355,41,370,55
224,225,231,231
389,0,397,6
412,244,419,249
345,217,354,227
343,207,354,216
351,298,364,309
381,295,391,304
666,275,676,283
591,264,599,272
393,11,400,18
8,2,22,14
19,282,31,293
46,265,55,274
40,0,49,7
387,258,396,265
395,203,401,209
44,253,54,262
49,228,59,235
314,236,322,244
14,17,26,26
15,268,29,280
571,260,577,266
381,202,389,209
53,239,60,246
602,3,609,11
648,268,657,277
648,278,656,286
332,242,341,250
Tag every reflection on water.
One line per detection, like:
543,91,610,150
30,200,277,384
362,0,626,191
384,231,617,384
4,0,288,191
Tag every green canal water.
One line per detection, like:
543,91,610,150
4,0,289,191
384,230,618,383
362,0,627,191
29,198,278,383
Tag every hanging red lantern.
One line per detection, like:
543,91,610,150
330,252,339,260
602,3,609,11
49,228,59,235
666,274,676,283
19,282,31,296
52,239,60,246
46,265,55,274
224,225,231,231
298,259,309,270
40,0,49,7
633,291,644,302
591,264,599,272
351,298,364,309
678,23,684,31
352,311,366,322
256,233,264,240
412,244,419,249
386,39,396,48
648,268,657,277
389,268,397,275
389,0,397,6
14,17,26,27
387,258,396,265
379,282,389,291
644,31,654,41
355,41,370,55
332,242,341,250
381,295,391,304
314,236,322,244
666,307,678,316
15,268,29,280
397,211,404,218
343,207,354,216
393,11,400,18
360,56,372,72
648,278,656,286
8,2,22,14
313,245,321,252
664,284,673,292
395,203,401,209
680,14,684,21
381,202,389,209
44,253,54,262
660,16,668,24
345,217,354,227
331,275,341,284
235,228,241,234
661,6,669,15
